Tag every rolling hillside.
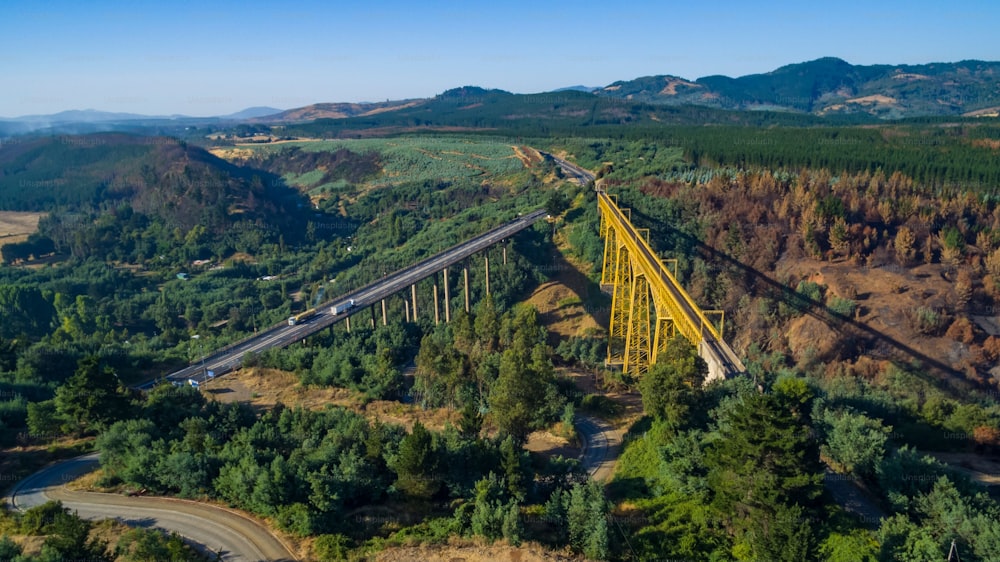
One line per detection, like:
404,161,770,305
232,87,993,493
0,133,304,232
596,57,1000,118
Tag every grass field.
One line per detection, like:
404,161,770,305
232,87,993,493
213,136,532,193
0,211,44,249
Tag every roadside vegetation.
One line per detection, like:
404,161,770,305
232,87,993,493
0,500,207,562
551,130,1000,560
2,116,1000,560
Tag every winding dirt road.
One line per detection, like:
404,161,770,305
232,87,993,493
5,453,296,562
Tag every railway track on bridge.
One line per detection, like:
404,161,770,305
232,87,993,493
598,190,745,380
544,150,744,379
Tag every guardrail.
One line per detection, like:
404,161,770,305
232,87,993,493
598,191,723,343
158,209,547,384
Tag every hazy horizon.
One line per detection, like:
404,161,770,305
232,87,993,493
2,0,997,117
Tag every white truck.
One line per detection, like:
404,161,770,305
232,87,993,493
331,299,356,315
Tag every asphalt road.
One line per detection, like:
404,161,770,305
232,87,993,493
539,151,596,184
576,415,623,481
6,453,296,562
149,209,547,389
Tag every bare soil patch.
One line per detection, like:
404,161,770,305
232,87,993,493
774,259,986,380
846,94,898,106
511,145,543,168
0,210,44,249
525,427,577,459
927,451,1000,487
201,368,459,431
375,540,582,562
527,229,606,346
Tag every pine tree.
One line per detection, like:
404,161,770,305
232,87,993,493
707,391,823,559
894,226,916,266
392,421,439,498
458,401,482,440
54,355,131,433
639,336,707,429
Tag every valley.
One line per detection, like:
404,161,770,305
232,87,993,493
1,60,1000,561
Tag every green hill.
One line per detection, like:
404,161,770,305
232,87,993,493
596,57,1000,118
276,87,856,139
0,133,301,232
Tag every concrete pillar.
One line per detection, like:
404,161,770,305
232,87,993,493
404,297,410,323
345,316,351,333
503,244,507,265
485,255,490,296
370,304,376,328
381,299,387,326
411,284,418,321
443,267,451,322
463,265,471,313
433,274,440,325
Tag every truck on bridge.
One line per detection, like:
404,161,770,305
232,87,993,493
288,308,318,326
331,299,355,315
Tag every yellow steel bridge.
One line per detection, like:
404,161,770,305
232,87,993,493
598,189,745,381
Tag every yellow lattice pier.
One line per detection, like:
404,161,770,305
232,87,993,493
597,189,745,381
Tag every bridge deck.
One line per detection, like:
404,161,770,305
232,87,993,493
145,209,547,389
598,190,745,380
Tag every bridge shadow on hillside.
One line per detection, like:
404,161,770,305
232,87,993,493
513,225,610,340
627,208,971,392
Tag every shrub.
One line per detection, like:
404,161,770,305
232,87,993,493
795,280,825,304
827,296,856,318
906,307,949,336
580,394,622,417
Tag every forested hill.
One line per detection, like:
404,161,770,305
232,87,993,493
0,133,302,232
596,57,1000,118
278,88,858,139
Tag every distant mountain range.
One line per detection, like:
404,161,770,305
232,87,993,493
594,57,1000,118
0,107,285,123
0,107,285,136
3,58,998,137
248,100,421,123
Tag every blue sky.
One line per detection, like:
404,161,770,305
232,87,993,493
1,0,997,117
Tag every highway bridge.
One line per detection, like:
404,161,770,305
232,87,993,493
156,151,742,388
148,209,547,389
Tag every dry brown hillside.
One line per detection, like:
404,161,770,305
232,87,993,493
612,169,1000,398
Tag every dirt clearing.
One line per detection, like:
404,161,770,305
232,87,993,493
376,541,582,561
201,367,460,431
0,211,44,249
527,226,607,346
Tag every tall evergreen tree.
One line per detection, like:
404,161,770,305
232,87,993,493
706,391,823,560
392,421,439,498
639,336,708,429
54,355,131,433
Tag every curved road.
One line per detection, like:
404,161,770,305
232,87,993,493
6,453,295,562
542,154,625,483
576,415,623,481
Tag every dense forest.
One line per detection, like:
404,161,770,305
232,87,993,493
2,121,1000,560
554,131,1000,560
